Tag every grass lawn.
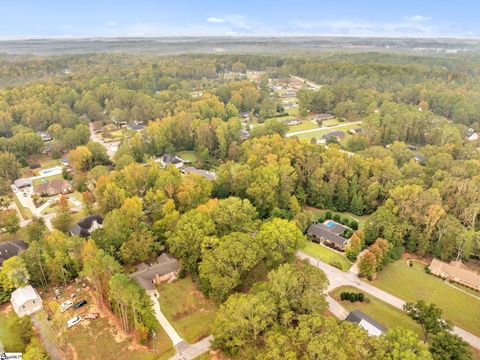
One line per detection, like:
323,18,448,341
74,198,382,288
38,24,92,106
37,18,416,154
0,226,29,242
294,123,360,140
301,241,352,271
330,286,422,336
177,150,198,163
157,276,217,343
32,173,64,187
0,305,26,352
194,353,210,360
373,259,480,337
304,206,370,229
13,195,33,220
27,153,61,169
288,121,318,132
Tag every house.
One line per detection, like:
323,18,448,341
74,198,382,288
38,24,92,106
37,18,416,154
349,128,362,135
33,179,73,196
413,154,427,164
158,154,185,169
14,178,32,190
283,119,302,126
129,253,180,297
0,240,28,267
36,131,52,142
312,113,334,121
240,129,250,141
70,214,103,238
407,144,417,151
11,286,43,317
239,111,250,119
307,223,349,251
322,131,345,141
429,258,480,291
127,121,145,131
181,167,217,181
323,220,349,236
345,310,387,336
467,129,479,142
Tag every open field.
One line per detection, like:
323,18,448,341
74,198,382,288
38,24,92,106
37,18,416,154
288,121,318,132
330,286,422,336
157,276,217,343
177,150,198,163
373,259,480,337
304,206,370,229
301,241,352,271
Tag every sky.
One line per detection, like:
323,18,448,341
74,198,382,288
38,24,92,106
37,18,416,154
1,0,479,39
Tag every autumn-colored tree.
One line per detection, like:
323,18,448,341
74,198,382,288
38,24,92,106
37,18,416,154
358,250,377,278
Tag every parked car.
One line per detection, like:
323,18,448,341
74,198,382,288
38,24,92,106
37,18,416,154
54,289,61,298
73,299,87,309
60,300,73,312
84,312,99,320
66,316,82,328
23,192,28,197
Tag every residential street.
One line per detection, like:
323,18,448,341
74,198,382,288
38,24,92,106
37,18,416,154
297,251,480,350
286,120,362,137
89,122,119,159
289,75,321,90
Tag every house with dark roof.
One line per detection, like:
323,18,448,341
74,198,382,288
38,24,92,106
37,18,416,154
239,111,250,119
0,240,28,267
158,154,185,169
307,223,349,251
283,119,302,126
322,131,345,140
33,179,73,197
345,310,387,336
129,253,180,297
70,215,103,238
14,178,32,190
181,167,217,181
312,113,334,121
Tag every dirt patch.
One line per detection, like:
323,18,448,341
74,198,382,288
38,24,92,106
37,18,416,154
210,350,232,360
400,252,431,265
173,306,197,321
0,304,12,314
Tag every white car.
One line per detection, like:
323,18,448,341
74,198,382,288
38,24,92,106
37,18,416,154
60,300,73,312
66,316,82,328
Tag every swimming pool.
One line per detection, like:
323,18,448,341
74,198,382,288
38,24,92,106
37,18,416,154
38,166,62,177
325,220,336,228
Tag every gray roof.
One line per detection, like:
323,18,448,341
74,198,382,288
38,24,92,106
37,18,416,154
307,223,348,247
14,178,32,188
161,154,184,165
345,310,387,334
129,253,180,291
325,221,349,236
69,215,103,238
181,167,217,181
322,131,345,140
0,240,28,265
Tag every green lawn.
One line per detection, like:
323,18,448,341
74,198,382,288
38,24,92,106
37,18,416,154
32,173,64,186
294,123,360,140
330,286,422,336
304,206,370,229
301,241,352,271
288,121,318,132
194,353,210,360
373,259,480,337
177,150,198,163
0,306,26,352
13,195,33,220
157,276,217,343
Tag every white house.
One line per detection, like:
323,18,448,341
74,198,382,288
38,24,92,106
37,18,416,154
11,285,43,317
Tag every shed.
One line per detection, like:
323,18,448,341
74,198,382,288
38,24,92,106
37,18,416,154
11,286,43,317
345,310,387,336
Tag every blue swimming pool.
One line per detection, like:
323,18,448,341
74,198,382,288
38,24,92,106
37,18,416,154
325,220,335,228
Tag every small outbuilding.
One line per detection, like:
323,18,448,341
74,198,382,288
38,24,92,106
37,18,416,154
345,310,387,336
11,285,43,317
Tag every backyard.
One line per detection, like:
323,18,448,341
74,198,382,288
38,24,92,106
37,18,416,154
373,259,480,337
294,123,361,140
157,276,217,343
288,120,318,132
304,206,369,229
301,241,352,271
177,150,198,163
330,285,421,336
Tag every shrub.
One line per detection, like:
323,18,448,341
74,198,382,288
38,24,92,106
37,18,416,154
424,266,431,274
317,214,326,223
358,293,365,302
333,214,341,222
386,245,404,263
350,220,359,230
343,229,353,239
330,261,344,270
178,268,186,279
325,211,332,220
340,217,350,226
409,260,413,267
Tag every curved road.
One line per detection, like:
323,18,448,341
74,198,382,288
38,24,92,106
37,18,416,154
286,121,362,137
297,251,480,349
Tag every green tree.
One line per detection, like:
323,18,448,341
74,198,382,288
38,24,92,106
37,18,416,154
430,331,471,360
0,209,20,234
403,300,452,342
0,256,30,291
51,195,73,233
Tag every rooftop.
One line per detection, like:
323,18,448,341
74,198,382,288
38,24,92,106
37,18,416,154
307,223,348,247
0,240,28,265
129,253,180,291
345,310,387,336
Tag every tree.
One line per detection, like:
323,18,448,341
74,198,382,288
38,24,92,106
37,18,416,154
52,195,73,233
256,218,305,267
176,173,212,212
345,230,364,261
210,197,257,236
0,256,30,291
0,151,20,181
0,209,20,234
375,328,432,360
120,226,155,265
430,331,471,360
68,145,93,171
403,300,452,342
358,250,377,278
199,232,261,303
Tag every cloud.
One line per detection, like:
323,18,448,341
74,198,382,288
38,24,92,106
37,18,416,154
207,17,225,24
404,15,431,21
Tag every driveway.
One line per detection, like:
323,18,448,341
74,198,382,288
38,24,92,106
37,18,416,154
89,122,119,159
297,251,480,349
147,290,184,346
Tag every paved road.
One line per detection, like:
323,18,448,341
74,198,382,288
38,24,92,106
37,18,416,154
297,251,480,349
170,336,213,360
286,121,362,137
